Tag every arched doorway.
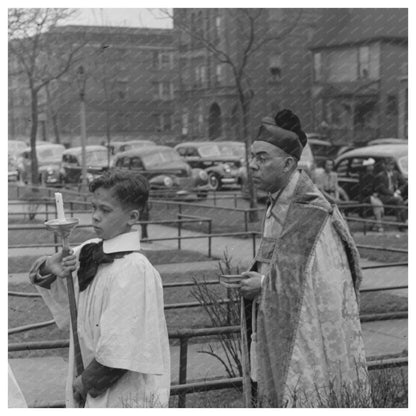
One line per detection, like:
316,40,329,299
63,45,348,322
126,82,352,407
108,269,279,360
208,103,222,140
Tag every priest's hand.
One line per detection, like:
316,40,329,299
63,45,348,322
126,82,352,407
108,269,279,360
240,271,263,300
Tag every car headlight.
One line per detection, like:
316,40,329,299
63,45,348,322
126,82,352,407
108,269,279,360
47,168,55,174
163,177,174,187
198,170,208,180
224,164,231,173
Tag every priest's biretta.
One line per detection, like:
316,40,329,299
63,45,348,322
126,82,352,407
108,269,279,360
256,109,307,160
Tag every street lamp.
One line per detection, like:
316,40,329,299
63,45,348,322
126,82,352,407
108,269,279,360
76,65,88,192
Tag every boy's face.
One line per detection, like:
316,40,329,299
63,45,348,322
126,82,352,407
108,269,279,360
90,187,136,240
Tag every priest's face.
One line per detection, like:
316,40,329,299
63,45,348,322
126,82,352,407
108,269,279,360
90,187,135,240
249,141,295,193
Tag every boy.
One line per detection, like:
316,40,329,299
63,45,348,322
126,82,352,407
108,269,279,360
29,170,170,408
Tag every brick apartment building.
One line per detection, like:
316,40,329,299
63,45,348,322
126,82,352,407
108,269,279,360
8,9,408,148
173,8,408,145
310,8,408,144
8,25,178,147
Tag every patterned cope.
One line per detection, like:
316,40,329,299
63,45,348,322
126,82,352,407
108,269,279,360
243,170,371,407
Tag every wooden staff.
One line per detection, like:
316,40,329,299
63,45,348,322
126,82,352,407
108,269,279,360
240,297,252,407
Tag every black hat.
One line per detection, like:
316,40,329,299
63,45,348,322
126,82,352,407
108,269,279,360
255,109,307,160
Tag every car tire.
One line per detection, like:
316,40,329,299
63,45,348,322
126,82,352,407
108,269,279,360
209,173,222,191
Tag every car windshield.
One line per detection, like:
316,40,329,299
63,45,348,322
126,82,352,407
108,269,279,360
398,156,408,175
86,149,109,165
123,141,155,151
199,144,222,157
217,143,245,158
37,146,65,162
142,149,182,167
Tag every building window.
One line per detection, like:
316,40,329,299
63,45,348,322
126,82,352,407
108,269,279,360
269,55,282,82
327,48,358,82
359,46,370,79
214,15,222,42
314,52,322,82
215,64,223,86
152,81,174,100
195,65,207,88
182,110,189,135
153,51,174,69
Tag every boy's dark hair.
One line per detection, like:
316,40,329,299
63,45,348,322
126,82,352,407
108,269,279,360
89,169,149,211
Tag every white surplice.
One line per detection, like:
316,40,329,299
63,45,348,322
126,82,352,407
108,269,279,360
29,231,170,408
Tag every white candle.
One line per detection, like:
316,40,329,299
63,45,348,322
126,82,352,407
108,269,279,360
55,192,66,221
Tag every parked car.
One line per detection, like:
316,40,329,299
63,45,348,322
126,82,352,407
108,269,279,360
112,145,210,200
174,141,243,190
366,138,408,146
215,140,246,158
334,144,408,201
16,143,66,186
307,135,353,167
8,153,19,181
8,140,27,181
61,145,110,185
115,140,156,154
8,140,27,157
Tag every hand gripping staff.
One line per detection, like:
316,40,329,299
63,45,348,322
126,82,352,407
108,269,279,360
46,193,85,406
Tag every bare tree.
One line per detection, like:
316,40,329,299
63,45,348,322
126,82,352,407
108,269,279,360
8,8,85,185
165,8,302,220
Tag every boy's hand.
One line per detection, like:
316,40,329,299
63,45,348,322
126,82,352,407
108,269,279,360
73,375,87,405
42,250,77,278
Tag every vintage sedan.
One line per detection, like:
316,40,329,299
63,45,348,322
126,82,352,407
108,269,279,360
334,144,408,201
112,145,210,200
174,141,243,190
61,145,111,185
16,143,66,186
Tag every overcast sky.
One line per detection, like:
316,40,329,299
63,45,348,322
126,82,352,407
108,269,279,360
61,8,173,28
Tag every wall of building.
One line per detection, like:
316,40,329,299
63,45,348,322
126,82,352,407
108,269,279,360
379,41,408,138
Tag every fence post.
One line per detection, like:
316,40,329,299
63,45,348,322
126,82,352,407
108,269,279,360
244,211,248,233
177,214,182,251
45,201,49,221
226,288,232,324
252,232,257,257
234,193,237,208
178,336,189,408
70,201,74,217
208,219,212,258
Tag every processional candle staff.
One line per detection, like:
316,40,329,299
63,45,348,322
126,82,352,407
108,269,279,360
45,193,84,378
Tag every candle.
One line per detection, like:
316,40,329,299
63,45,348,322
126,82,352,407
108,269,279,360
55,192,66,221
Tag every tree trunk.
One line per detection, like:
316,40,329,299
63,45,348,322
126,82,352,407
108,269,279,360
52,113,61,144
30,86,39,185
241,98,258,222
